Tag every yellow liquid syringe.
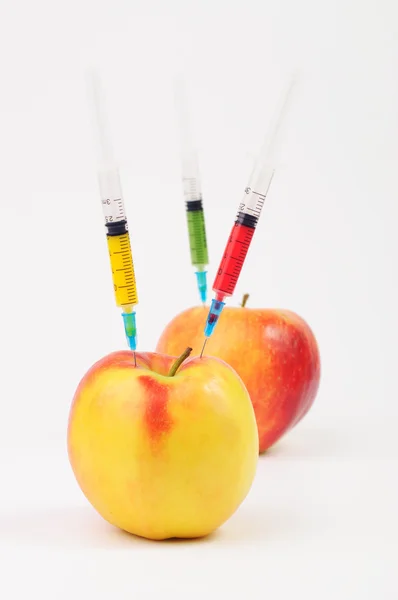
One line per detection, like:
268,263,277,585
87,70,138,357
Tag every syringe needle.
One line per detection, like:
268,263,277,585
133,351,137,367
200,338,208,358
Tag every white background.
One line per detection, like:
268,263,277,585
0,0,397,598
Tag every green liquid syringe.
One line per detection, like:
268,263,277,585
174,77,209,304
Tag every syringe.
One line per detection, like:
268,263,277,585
174,77,209,304
201,77,296,356
87,70,139,361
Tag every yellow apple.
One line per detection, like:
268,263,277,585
67,348,258,540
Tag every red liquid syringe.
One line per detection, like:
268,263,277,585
201,77,297,356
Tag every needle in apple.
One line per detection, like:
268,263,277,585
200,338,207,358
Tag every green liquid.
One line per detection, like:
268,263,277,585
186,208,209,266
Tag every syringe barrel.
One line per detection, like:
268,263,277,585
205,190,268,338
186,199,209,267
212,218,256,298
106,227,138,307
210,164,275,301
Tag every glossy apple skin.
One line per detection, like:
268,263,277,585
67,350,258,540
156,307,320,453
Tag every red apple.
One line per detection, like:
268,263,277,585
67,348,259,540
156,300,320,453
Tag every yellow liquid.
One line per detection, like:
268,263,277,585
106,233,138,307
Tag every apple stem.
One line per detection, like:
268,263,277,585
241,293,250,308
168,347,193,377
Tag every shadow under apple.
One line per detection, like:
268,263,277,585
0,501,311,548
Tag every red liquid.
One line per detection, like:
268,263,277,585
213,222,255,297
